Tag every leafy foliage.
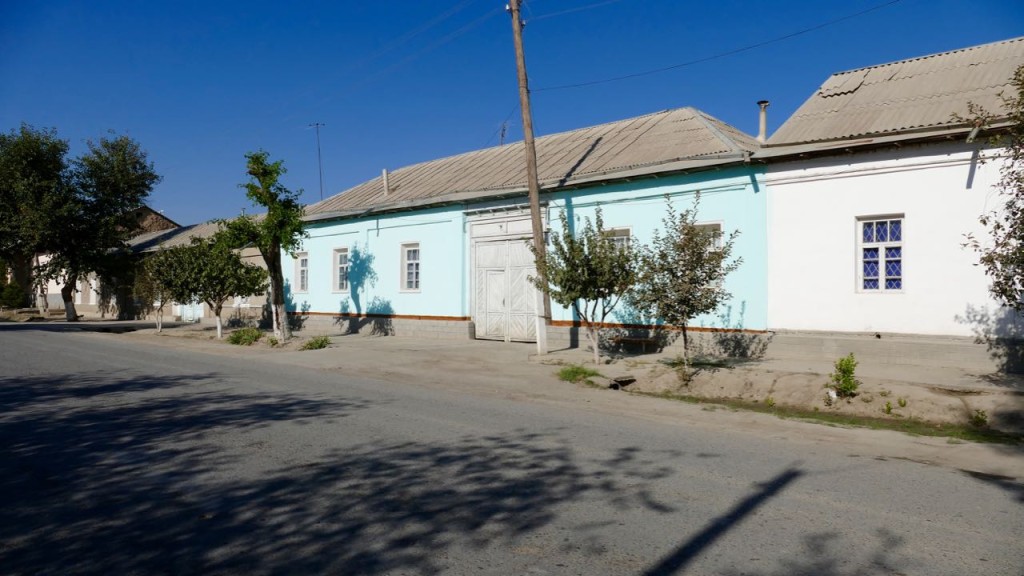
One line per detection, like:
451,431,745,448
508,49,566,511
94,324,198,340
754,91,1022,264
628,193,741,364
828,353,860,398
0,124,71,303
227,327,263,346
40,133,161,319
153,234,268,339
221,151,307,341
299,335,331,350
530,208,637,365
556,364,602,385
962,65,1024,309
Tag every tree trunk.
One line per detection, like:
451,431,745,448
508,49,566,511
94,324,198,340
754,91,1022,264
214,303,223,339
34,254,47,315
61,281,78,321
264,250,291,341
589,325,600,366
156,301,163,332
681,326,690,368
11,254,33,307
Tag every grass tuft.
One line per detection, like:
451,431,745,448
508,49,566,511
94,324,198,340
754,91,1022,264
300,335,332,350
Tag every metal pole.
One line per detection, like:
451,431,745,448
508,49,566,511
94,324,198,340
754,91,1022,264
508,0,549,355
310,122,325,201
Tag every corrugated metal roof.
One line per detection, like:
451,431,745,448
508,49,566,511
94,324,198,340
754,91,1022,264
766,36,1024,147
306,107,758,218
128,221,225,253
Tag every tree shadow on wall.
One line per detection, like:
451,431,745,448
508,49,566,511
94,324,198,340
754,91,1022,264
334,244,393,335
695,302,773,361
283,280,310,331
336,296,394,336
604,303,677,354
956,304,1024,378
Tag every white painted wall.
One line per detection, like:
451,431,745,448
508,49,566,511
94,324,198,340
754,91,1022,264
766,142,1018,337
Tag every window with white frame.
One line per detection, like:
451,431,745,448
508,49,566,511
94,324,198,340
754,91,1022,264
295,253,309,292
604,227,632,251
695,222,723,250
334,248,350,292
859,216,903,291
402,243,420,291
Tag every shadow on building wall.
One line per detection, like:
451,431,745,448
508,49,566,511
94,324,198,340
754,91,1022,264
956,304,1024,375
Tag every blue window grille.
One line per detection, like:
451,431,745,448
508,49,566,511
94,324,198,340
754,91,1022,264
860,218,902,291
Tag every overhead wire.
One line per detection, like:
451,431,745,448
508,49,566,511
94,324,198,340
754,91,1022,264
533,0,904,92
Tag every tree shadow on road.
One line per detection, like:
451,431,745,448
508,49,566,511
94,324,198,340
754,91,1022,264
722,528,911,576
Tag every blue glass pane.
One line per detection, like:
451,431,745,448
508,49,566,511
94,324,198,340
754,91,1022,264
885,247,902,259
864,262,879,277
886,279,902,290
875,221,888,242
862,222,874,243
863,247,879,260
889,220,902,241
864,279,879,289
886,261,902,277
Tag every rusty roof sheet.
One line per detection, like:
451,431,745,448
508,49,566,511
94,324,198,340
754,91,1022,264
766,36,1024,147
306,107,758,217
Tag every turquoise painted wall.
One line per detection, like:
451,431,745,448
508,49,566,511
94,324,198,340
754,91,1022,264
546,167,768,331
286,166,768,331
285,205,468,319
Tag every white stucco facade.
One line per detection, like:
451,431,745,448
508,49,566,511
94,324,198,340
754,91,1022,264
766,141,1015,337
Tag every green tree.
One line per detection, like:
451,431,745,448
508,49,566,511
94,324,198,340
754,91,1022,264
221,151,307,341
963,65,1024,310
0,124,70,307
132,251,176,332
628,193,742,366
530,207,637,365
156,236,268,339
40,133,161,320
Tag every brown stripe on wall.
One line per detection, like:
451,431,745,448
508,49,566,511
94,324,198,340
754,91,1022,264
549,320,768,334
288,311,471,322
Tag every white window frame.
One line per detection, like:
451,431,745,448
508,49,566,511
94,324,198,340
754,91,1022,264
295,252,309,293
334,248,350,293
401,242,421,292
694,221,724,250
857,215,904,293
603,227,632,251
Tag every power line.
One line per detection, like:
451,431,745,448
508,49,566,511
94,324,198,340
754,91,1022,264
482,104,519,148
346,0,480,71
534,0,903,92
527,0,626,23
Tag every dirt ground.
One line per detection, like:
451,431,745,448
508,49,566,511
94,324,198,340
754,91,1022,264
536,349,1024,436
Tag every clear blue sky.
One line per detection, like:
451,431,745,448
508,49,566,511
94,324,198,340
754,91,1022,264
3,0,1022,225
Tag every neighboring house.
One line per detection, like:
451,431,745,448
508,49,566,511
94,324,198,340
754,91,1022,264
129,220,270,324
39,206,179,316
289,107,767,343
757,35,1024,339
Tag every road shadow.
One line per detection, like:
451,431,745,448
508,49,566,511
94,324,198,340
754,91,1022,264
0,371,372,574
722,528,911,576
643,467,803,576
1,379,691,576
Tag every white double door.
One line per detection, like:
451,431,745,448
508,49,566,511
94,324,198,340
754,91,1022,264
474,239,537,342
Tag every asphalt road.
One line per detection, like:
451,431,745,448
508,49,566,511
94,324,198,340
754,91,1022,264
1,326,1021,575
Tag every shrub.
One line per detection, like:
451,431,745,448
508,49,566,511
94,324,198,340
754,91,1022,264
300,335,331,350
557,364,602,385
227,327,262,346
970,409,989,428
267,336,279,348
828,353,860,398
0,283,27,309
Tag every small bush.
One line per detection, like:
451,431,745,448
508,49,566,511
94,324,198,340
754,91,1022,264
227,327,263,346
267,336,279,348
0,283,27,309
970,409,989,428
897,397,907,408
765,396,776,408
300,335,331,350
828,353,860,398
557,364,602,385
883,401,893,415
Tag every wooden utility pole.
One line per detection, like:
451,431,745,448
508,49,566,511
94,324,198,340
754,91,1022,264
508,0,549,355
